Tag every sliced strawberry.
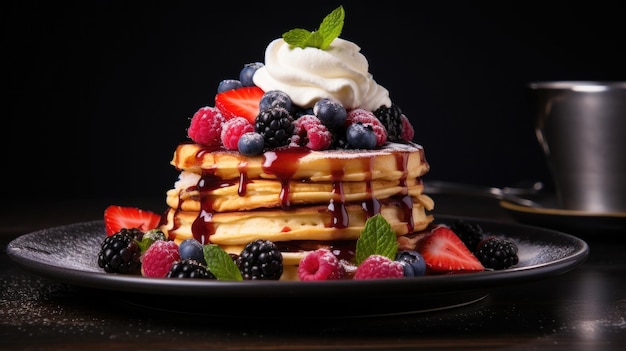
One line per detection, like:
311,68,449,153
104,205,162,236
214,86,265,123
416,225,485,273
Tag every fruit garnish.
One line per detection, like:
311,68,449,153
136,229,167,253
203,244,243,281
354,214,398,265
415,226,485,273
141,240,180,278
353,255,404,280
103,205,161,236
214,86,264,123
282,5,344,50
297,248,345,281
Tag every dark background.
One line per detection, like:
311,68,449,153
3,1,625,207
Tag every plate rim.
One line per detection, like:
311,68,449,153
499,199,626,218
6,216,590,299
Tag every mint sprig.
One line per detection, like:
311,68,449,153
354,214,399,265
282,5,344,50
203,244,243,281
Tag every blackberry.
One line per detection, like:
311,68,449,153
373,104,403,142
97,228,143,274
167,259,216,279
255,107,294,148
449,220,484,253
330,124,349,149
475,237,519,270
236,239,283,280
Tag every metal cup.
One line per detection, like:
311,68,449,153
528,81,626,213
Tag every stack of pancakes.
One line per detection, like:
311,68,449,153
159,141,434,277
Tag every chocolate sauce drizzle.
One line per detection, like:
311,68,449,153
178,146,418,247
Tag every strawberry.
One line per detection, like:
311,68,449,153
214,86,265,123
416,225,485,273
104,205,162,236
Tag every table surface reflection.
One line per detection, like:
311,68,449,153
1,194,625,350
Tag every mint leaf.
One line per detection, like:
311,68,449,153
203,244,243,281
282,28,312,46
318,5,344,49
354,214,398,265
282,5,344,50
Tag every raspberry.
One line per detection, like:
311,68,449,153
400,114,414,142
141,240,180,278
353,255,404,280
220,116,254,150
347,109,387,147
297,249,345,281
291,115,333,150
187,106,226,146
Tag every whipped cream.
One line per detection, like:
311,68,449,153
253,37,391,111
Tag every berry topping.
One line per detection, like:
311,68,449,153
373,104,404,142
215,86,265,123
259,90,292,112
255,107,294,148
416,226,485,273
346,109,387,147
236,239,283,280
395,250,427,277
239,62,264,87
220,116,255,150
97,228,143,274
290,114,333,150
475,236,519,270
354,255,404,280
450,220,485,254
187,106,226,146
400,114,414,141
346,121,377,149
297,249,345,281
313,98,347,129
103,205,161,236
238,131,265,156
167,259,216,279
217,79,243,93
141,240,180,278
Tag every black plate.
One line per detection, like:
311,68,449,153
6,216,589,318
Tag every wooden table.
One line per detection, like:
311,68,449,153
1,194,625,350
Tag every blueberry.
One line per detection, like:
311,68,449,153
395,250,426,277
259,90,292,112
239,62,264,87
217,79,243,93
179,239,206,264
238,131,265,156
313,98,347,129
346,122,376,149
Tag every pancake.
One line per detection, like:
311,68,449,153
160,197,434,265
162,196,434,244
166,171,425,212
170,141,429,182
